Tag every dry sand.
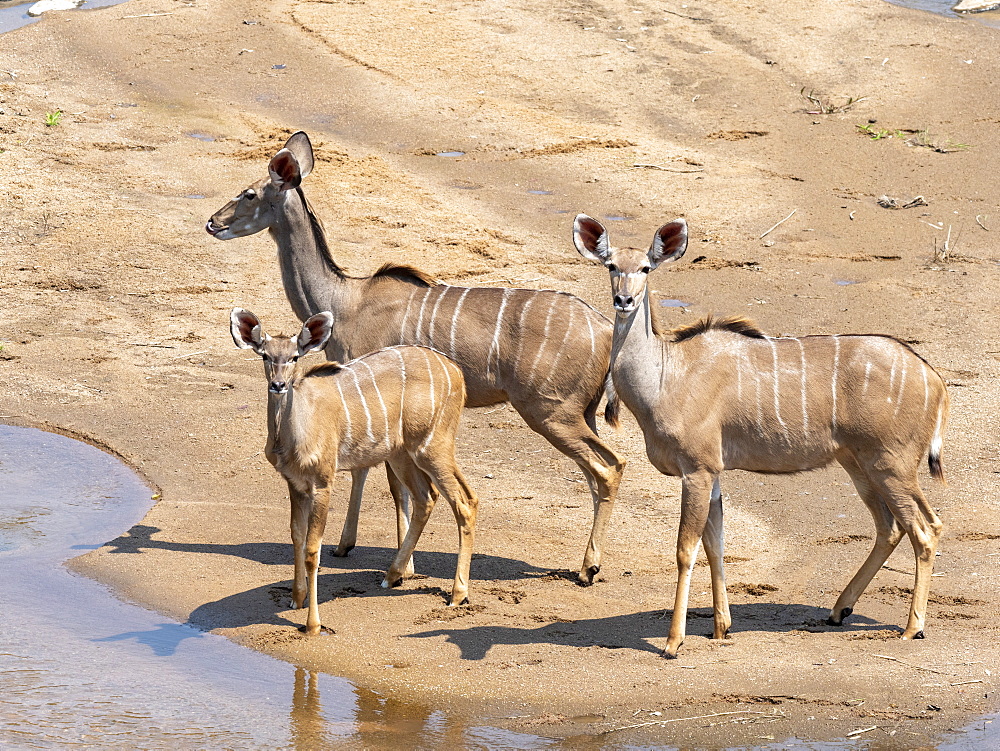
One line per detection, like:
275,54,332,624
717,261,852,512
1,0,998,745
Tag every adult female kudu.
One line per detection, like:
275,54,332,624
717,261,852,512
573,214,948,658
208,132,624,585
231,308,479,635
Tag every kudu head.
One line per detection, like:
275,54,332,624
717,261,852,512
573,214,688,317
206,131,316,240
230,308,333,395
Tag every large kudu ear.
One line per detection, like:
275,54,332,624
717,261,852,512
231,308,267,354
648,219,688,269
268,148,303,192
298,312,333,355
573,214,612,264
282,131,314,179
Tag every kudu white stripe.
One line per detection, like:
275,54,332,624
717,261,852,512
231,308,478,636
574,213,948,659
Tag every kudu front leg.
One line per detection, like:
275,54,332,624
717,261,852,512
663,470,715,659
287,481,313,611
302,481,332,635
333,467,368,557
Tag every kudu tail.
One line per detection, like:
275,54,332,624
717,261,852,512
928,396,948,483
603,372,621,430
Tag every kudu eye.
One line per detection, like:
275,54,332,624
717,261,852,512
243,189,257,200
640,266,651,274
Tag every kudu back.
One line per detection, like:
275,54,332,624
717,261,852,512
231,308,479,635
574,214,948,658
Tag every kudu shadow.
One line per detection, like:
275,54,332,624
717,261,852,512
103,524,548,583
407,602,887,661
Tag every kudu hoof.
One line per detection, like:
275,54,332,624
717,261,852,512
660,648,680,660
826,606,853,627
901,630,925,640
381,576,403,589
331,544,354,558
449,596,470,607
577,565,601,587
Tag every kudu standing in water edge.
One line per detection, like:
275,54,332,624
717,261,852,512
573,214,948,658
231,308,479,635
208,132,624,585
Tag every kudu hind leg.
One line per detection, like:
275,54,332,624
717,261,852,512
412,450,479,606
386,463,416,578
382,460,435,591
879,474,942,640
701,478,732,640
333,467,368,557
664,470,715,658
523,412,625,585
828,455,905,627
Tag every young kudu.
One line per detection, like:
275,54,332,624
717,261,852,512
208,132,624,585
573,214,948,658
231,309,479,635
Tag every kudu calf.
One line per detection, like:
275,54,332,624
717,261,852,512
231,308,479,635
209,131,623,585
573,214,948,658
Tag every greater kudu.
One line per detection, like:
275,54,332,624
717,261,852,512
574,214,948,658
231,308,479,634
208,132,624,585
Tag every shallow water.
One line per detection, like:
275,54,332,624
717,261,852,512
886,0,1000,26
0,0,131,35
0,425,552,749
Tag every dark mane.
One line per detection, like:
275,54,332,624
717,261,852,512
667,314,767,343
297,187,347,280
303,361,344,378
370,263,438,287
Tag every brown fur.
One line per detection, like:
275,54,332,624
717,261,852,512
369,263,438,287
665,313,767,343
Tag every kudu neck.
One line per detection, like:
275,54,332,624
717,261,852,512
270,188,349,322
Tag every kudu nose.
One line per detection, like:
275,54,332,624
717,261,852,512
614,294,635,309
269,381,287,394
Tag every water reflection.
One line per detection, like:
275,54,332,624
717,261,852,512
0,425,552,749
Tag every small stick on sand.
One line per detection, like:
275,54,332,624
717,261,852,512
633,163,705,173
760,209,797,239
975,215,989,231
874,654,951,675
847,726,877,738
603,711,765,734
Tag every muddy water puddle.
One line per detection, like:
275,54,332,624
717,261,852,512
0,425,550,749
0,0,132,35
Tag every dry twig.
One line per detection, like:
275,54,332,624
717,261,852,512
975,215,989,231
874,654,951,675
633,163,704,173
603,711,765,734
760,209,797,239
